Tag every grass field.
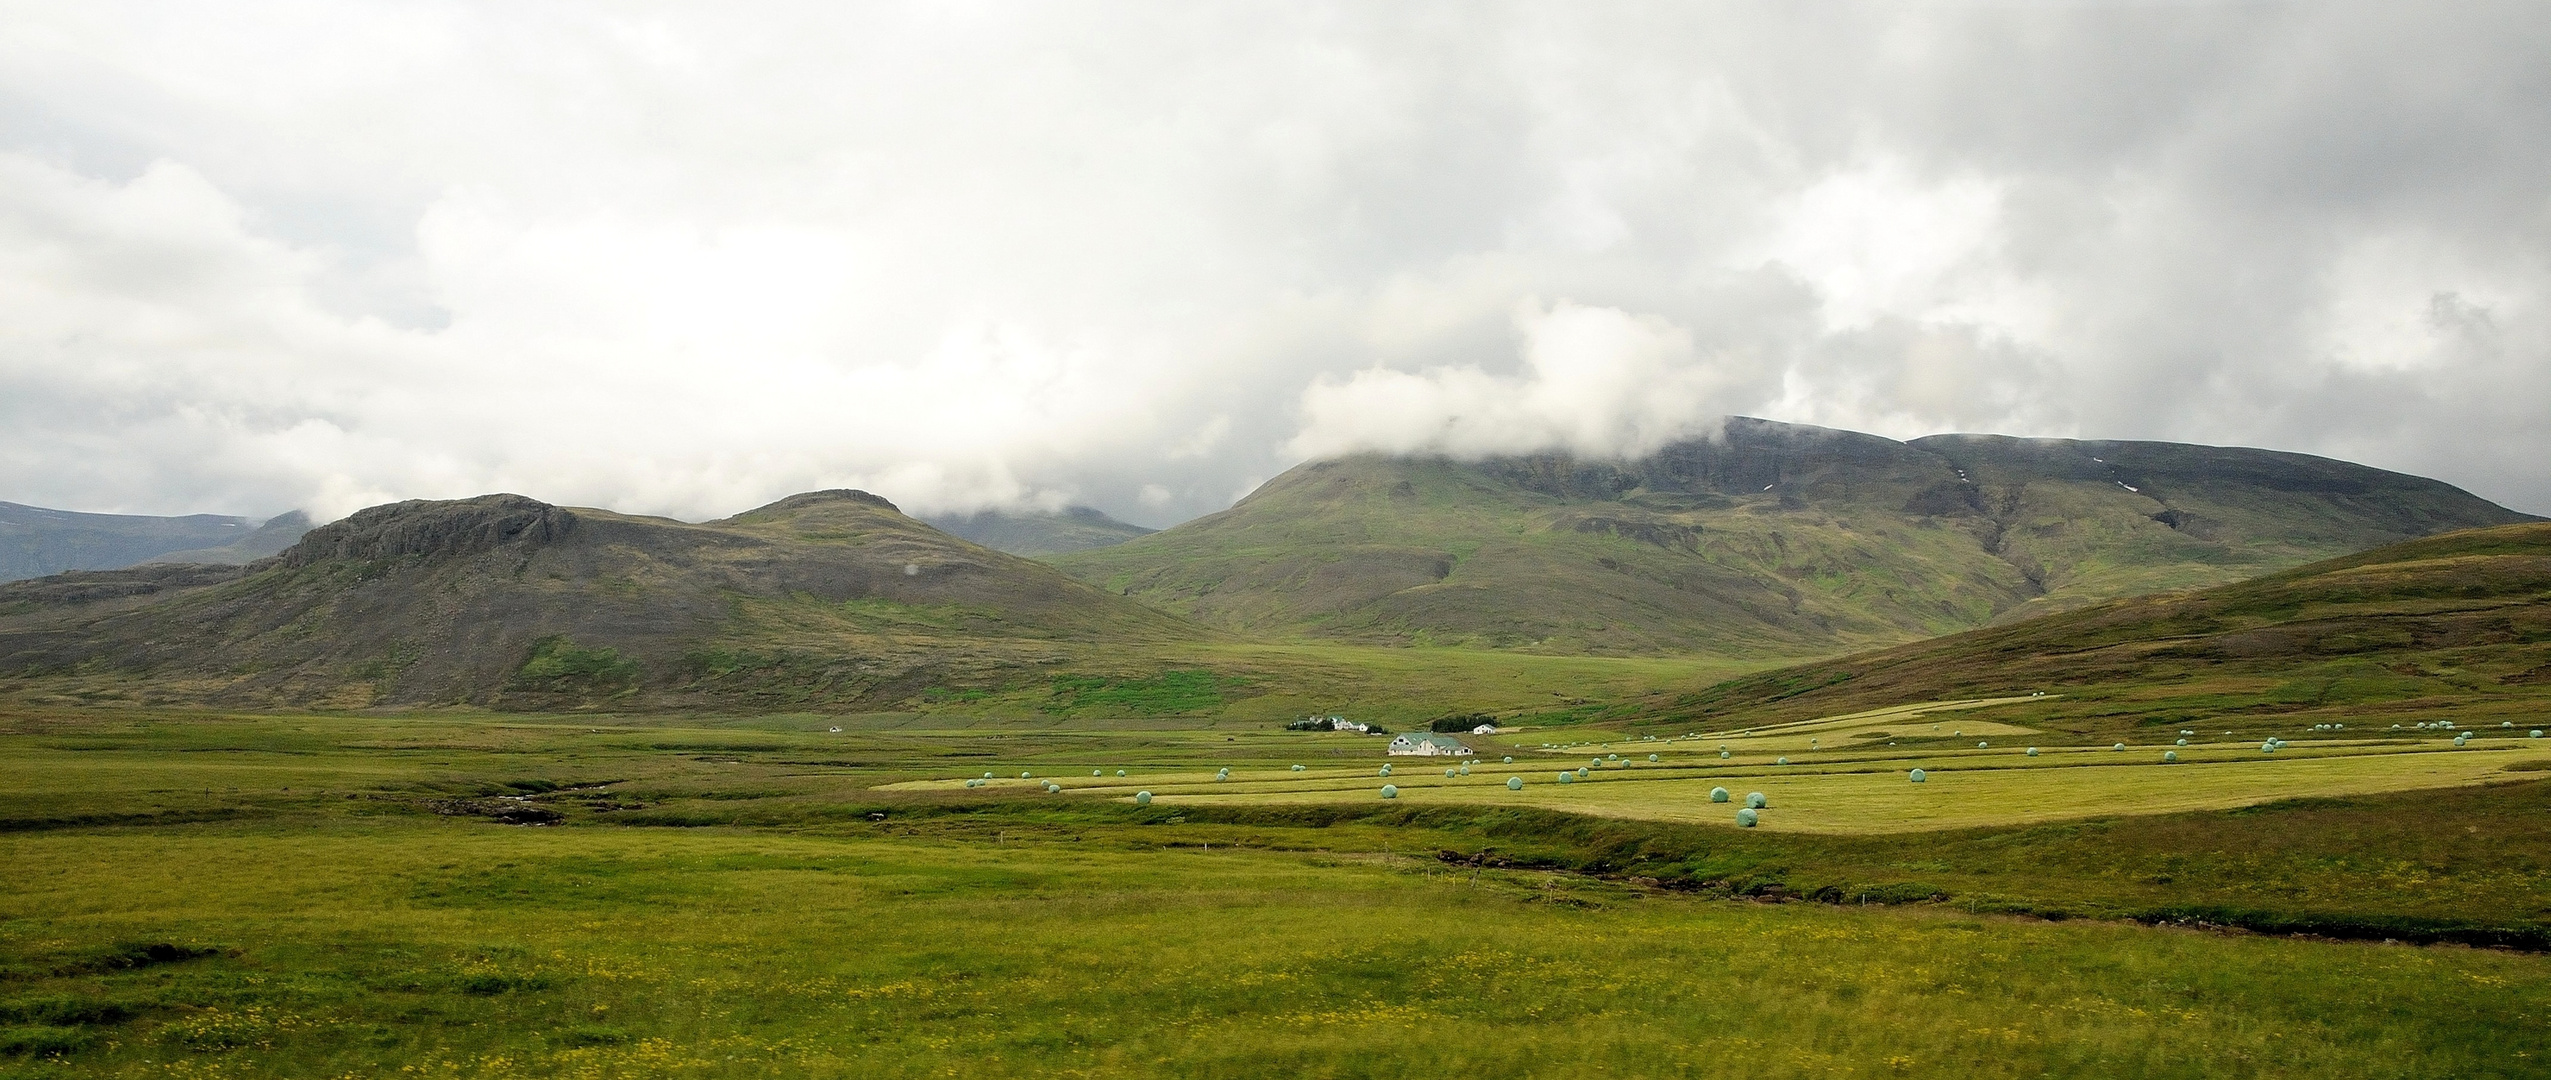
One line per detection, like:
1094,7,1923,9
4,704,2551,1077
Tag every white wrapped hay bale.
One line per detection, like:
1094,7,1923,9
1381,785,1398,799
1710,787,1729,803
1291,764,1306,772
2164,751,2179,763
1720,750,1732,759
1558,772,1574,784
1736,808,1758,827
2026,748,2038,757
1502,756,1514,764
1135,791,1152,806
1507,777,1524,790
1380,764,1393,777
1775,757,1790,765
1909,769,1926,783
1649,754,1660,762
1745,792,1767,809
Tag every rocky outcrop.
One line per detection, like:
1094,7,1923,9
280,495,576,568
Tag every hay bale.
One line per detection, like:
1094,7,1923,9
1381,785,1398,799
1576,767,1589,778
2112,743,2126,751
1649,754,1660,762
1445,768,1458,778
2164,751,2179,763
1736,808,1758,827
1775,757,1790,765
1380,764,1393,777
1977,741,1988,748
1117,770,1128,777
1135,791,1152,806
1909,769,1926,783
1559,772,1574,784
1291,764,1306,771
1720,750,1732,759
1094,770,1103,777
1021,772,1033,779
1503,756,1514,764
1507,777,1524,790
1710,787,1730,803
2175,738,2188,746
1745,792,1767,809
2025,747,2038,756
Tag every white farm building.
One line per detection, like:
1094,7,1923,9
1387,733,1472,756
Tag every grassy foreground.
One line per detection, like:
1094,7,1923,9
3,708,2549,1078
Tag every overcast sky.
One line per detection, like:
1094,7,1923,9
3,2,2546,525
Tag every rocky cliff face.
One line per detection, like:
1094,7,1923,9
279,496,574,568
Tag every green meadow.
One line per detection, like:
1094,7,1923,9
4,706,2550,1078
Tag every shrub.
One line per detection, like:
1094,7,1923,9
1429,713,1494,733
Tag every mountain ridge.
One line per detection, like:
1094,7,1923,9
0,490,1204,710
1048,418,2536,655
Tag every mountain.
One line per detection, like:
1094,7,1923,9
139,511,313,566
925,506,1156,557
0,490,1202,710
1647,520,2551,738
1047,419,2536,656
0,503,269,582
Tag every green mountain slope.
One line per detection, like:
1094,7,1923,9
1649,521,2551,738
0,502,265,582
0,490,1203,710
1048,419,2536,656
924,506,1156,557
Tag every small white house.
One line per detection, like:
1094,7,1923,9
1388,732,1472,756
1470,723,1498,735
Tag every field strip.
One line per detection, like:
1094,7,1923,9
1693,696,2053,738
1047,740,2551,834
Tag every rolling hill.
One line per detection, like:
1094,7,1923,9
1641,520,2551,739
1047,419,2536,655
924,506,1156,557
0,490,1204,710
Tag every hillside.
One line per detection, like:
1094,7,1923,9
0,502,270,582
1048,419,2535,655
925,506,1156,557
0,490,1204,710
1646,521,2551,738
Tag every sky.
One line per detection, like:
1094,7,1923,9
2,2,2547,526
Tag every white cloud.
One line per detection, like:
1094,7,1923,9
0,2,2545,524
1290,300,1773,461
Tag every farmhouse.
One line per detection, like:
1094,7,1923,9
1388,732,1471,756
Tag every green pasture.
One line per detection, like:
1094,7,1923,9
4,705,2551,1077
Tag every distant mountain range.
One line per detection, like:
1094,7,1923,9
924,506,1155,557
0,490,1192,710
0,419,2534,712
0,503,310,582
1048,418,2537,655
